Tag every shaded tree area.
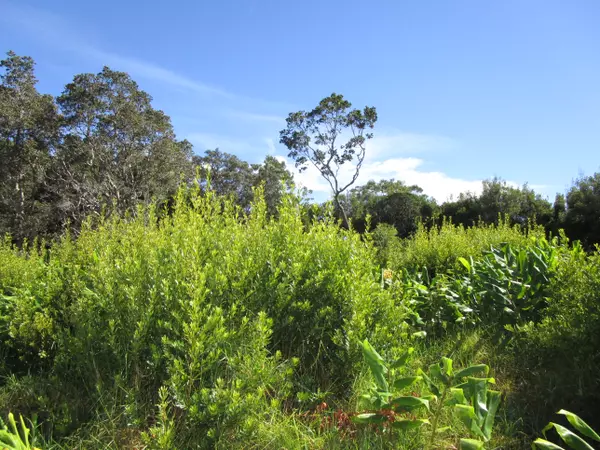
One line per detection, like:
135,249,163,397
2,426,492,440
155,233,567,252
192,150,295,217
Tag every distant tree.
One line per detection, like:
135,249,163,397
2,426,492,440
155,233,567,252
252,155,294,217
342,179,438,237
54,66,193,227
441,178,551,227
192,151,296,216
0,51,59,242
564,173,600,248
192,148,254,208
279,93,377,227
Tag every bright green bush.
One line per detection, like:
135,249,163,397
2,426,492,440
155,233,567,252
388,217,545,275
0,186,404,444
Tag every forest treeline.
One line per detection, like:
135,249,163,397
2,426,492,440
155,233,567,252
2,50,600,248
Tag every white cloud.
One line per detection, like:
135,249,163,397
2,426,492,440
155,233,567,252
280,155,482,202
367,132,457,160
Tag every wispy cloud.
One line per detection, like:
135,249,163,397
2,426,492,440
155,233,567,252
367,131,457,160
1,1,237,98
87,49,235,98
225,110,286,125
187,132,275,160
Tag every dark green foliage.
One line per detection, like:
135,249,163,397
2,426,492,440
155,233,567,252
507,244,600,433
564,173,600,249
343,179,438,237
441,178,552,228
192,150,295,216
0,52,59,243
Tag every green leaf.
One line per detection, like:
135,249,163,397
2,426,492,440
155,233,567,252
454,364,490,379
483,390,501,440
459,439,485,450
393,376,422,391
550,423,594,450
557,410,600,442
441,357,454,378
391,348,414,369
391,418,429,430
352,413,388,424
361,339,388,392
418,368,441,397
458,257,471,272
456,404,485,439
532,439,566,449
391,396,430,412
445,387,467,406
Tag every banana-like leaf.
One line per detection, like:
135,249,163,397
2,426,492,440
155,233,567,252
557,410,600,442
456,404,485,439
418,368,441,397
482,390,501,440
391,418,429,430
459,438,485,449
454,364,489,379
458,257,471,272
390,347,414,369
352,413,388,424
391,396,430,412
532,438,566,449
393,376,422,391
544,423,594,450
361,339,388,392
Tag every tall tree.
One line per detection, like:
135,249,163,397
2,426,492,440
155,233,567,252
192,148,255,209
564,173,600,248
192,150,296,216
279,93,377,227
342,179,438,237
441,178,552,227
0,51,59,242
252,155,294,217
54,67,193,227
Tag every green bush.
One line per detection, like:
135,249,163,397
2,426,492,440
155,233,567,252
508,243,600,433
389,217,545,275
0,186,404,444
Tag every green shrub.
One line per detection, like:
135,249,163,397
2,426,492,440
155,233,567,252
508,243,600,432
0,186,404,443
389,217,544,275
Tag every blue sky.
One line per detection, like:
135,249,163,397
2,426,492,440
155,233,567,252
2,0,599,202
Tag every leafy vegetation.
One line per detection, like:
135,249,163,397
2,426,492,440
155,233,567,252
2,49,600,449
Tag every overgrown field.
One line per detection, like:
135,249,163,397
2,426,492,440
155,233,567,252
1,188,599,449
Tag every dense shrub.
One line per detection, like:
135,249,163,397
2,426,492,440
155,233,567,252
0,187,404,444
508,243,600,432
388,217,545,274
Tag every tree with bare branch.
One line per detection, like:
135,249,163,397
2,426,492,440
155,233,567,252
279,93,377,227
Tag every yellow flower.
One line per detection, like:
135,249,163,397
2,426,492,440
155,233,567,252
383,269,393,280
